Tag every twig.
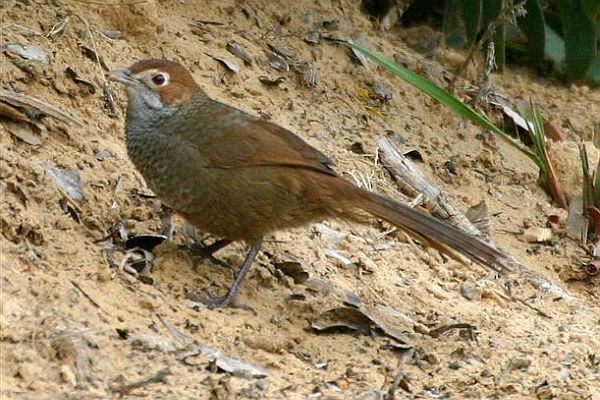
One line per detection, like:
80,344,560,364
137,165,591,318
73,0,148,4
427,323,476,338
1,23,43,36
449,0,526,92
474,41,496,106
384,372,410,399
156,313,189,344
72,14,104,79
46,17,69,38
377,136,581,306
72,14,119,117
70,280,101,309
103,82,119,117
512,296,551,319
112,368,171,398
157,314,270,377
0,89,83,126
378,137,486,238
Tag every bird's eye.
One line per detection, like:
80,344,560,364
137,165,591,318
151,73,167,86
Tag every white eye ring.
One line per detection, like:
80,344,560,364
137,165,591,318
151,72,169,86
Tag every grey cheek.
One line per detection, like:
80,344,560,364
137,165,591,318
146,93,164,110
127,87,164,111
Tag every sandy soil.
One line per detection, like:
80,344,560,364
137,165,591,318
1,1,599,399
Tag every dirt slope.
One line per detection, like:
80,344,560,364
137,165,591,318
1,1,599,399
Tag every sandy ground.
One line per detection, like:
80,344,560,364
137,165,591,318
1,1,599,399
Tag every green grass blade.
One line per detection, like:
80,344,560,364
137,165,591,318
580,143,595,210
530,104,569,208
339,40,541,167
460,0,482,44
593,148,600,205
520,0,546,66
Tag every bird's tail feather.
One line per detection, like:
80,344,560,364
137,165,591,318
348,185,513,273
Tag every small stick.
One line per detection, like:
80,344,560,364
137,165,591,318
384,371,410,399
377,137,581,306
156,313,189,344
46,16,69,38
378,137,485,238
512,296,551,319
112,368,171,398
0,89,83,126
70,280,101,309
1,23,43,36
427,323,476,338
72,14,119,117
73,0,148,4
449,0,526,92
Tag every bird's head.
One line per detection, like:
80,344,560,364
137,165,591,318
108,59,201,110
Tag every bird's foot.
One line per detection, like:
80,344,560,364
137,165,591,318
184,239,262,313
185,288,255,313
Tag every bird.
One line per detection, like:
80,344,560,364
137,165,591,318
108,59,512,308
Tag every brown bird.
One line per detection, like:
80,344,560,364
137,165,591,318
109,59,512,307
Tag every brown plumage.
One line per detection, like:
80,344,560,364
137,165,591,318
109,59,512,307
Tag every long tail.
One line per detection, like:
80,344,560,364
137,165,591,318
347,185,513,273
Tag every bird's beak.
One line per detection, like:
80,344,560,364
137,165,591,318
107,68,137,86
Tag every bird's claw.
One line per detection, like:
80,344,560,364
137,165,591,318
184,288,255,312
200,288,229,308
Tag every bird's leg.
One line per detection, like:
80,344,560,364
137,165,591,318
182,238,233,267
199,238,263,308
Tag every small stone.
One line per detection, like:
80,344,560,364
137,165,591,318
522,227,553,243
60,364,77,386
557,367,570,380
509,356,531,371
255,380,266,390
448,361,461,370
355,389,383,400
95,149,111,161
304,31,320,44
4,43,50,64
314,361,329,370
425,353,439,365
444,160,457,174
560,353,576,366
460,284,476,300
302,278,332,295
427,284,449,300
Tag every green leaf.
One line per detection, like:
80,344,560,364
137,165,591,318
593,149,600,206
338,40,540,167
529,105,548,176
493,24,506,71
561,0,597,81
544,24,566,66
460,0,482,43
519,0,546,66
481,0,501,27
444,0,467,48
580,144,595,211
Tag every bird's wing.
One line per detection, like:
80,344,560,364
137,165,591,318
183,100,337,176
